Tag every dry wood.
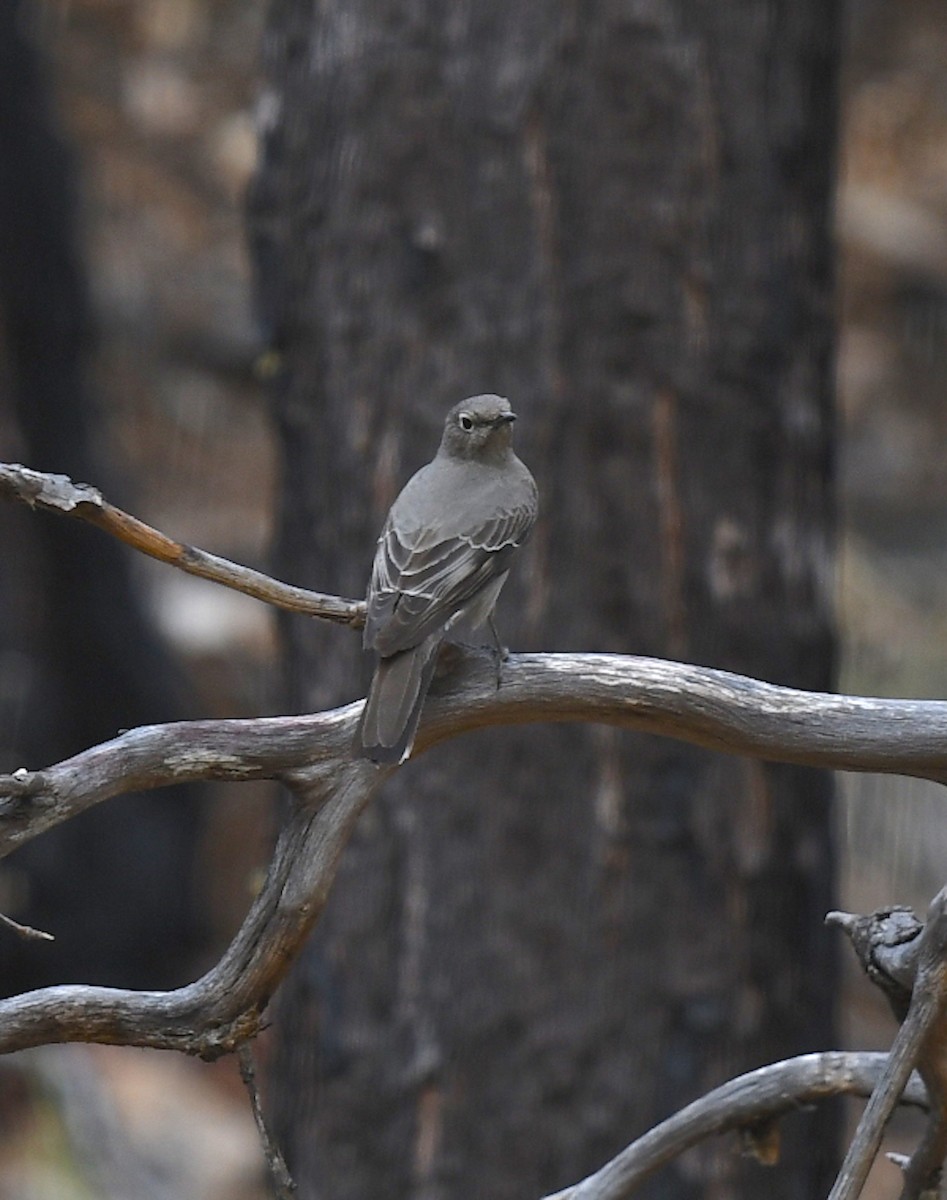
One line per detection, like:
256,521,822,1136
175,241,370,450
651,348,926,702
829,893,947,1200
0,462,364,626
542,1052,928,1200
239,1044,296,1199
4,461,947,1196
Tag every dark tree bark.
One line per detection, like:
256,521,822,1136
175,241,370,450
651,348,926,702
0,1,204,992
249,2,841,1198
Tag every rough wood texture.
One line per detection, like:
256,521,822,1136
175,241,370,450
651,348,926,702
543,1052,929,1200
0,463,364,626
1,647,945,1065
829,893,947,1200
0,473,944,1196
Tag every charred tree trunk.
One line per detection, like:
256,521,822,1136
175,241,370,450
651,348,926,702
249,2,840,1197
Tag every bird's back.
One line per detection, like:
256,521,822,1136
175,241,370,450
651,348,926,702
363,450,536,655
389,451,536,544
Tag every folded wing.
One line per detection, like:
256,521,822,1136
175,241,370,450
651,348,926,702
365,502,534,657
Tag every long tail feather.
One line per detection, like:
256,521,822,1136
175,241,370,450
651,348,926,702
356,635,440,763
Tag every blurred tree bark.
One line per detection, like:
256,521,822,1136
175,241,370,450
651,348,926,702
250,2,840,1197
0,0,204,992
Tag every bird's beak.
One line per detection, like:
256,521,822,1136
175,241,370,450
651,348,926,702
493,412,517,427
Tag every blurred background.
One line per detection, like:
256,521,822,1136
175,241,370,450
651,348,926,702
0,0,946,1195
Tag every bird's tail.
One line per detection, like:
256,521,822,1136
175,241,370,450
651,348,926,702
356,635,441,764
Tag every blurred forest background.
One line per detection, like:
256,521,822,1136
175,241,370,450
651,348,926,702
0,0,946,1196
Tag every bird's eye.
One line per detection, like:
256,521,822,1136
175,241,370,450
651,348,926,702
458,413,474,431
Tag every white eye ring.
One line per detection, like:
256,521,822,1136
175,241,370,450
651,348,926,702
458,413,474,431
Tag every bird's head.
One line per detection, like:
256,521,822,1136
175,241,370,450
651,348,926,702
441,394,517,461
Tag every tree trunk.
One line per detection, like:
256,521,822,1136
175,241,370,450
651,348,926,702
249,2,840,1197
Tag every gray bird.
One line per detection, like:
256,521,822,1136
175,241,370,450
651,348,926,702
357,395,538,763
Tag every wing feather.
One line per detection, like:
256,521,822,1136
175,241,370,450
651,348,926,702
364,496,535,656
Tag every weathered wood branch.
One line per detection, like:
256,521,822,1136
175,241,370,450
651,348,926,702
3,458,947,787
829,893,947,1200
0,757,389,1055
5,457,947,1195
542,1052,928,1200
3,651,947,862
0,462,364,626
0,649,946,1061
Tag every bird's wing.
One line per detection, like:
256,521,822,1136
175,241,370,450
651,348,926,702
364,500,535,656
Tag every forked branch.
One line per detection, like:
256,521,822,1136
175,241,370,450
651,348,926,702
4,461,947,1198
830,894,947,1200
543,1052,928,1200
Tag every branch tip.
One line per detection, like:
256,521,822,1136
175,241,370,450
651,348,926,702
238,1043,297,1198
0,911,55,942
0,460,365,626
825,910,857,933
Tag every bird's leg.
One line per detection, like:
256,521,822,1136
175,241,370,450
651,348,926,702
487,615,508,690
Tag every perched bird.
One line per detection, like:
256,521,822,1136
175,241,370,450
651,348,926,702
356,395,538,763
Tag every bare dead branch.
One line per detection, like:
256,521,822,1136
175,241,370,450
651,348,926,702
0,756,390,1055
829,891,947,1200
415,652,947,785
0,910,55,941
6,454,947,1192
898,893,947,1200
4,458,947,795
2,652,947,866
826,907,922,1018
0,462,364,626
542,1052,928,1200
0,649,943,1064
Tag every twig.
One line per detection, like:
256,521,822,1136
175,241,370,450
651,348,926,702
541,1052,928,1200
238,1042,296,1199
0,910,54,941
0,462,365,627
